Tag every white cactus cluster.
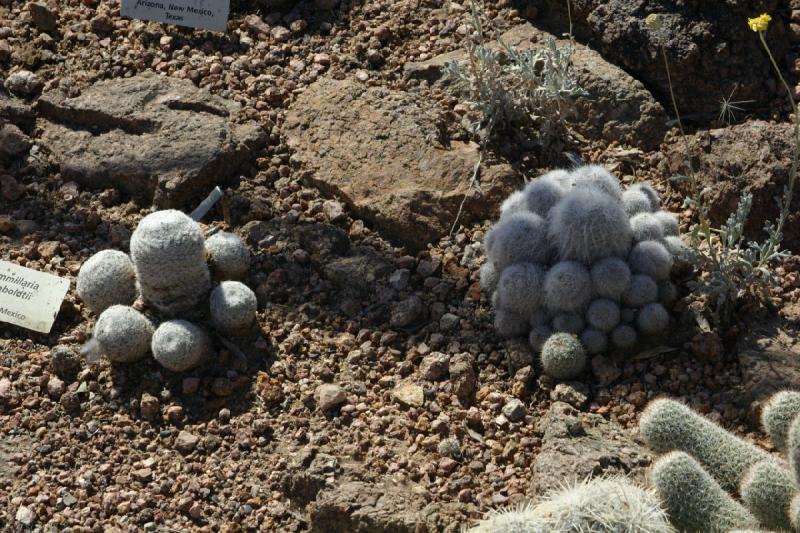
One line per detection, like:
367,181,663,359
481,165,688,379
76,209,256,372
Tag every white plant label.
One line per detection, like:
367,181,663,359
0,261,70,334
121,0,229,32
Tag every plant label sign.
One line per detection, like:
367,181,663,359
121,0,229,32
0,261,70,334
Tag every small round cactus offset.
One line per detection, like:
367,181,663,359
75,209,259,375
76,250,138,314
540,332,586,380
205,231,251,280
482,165,687,380
93,305,154,363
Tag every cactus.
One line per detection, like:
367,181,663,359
76,250,138,315
551,312,584,334
495,263,546,320
209,281,258,337
129,209,211,316
586,298,621,333
522,175,565,217
547,189,632,264
529,309,550,327
499,190,528,219
654,211,680,237
590,256,631,300
580,327,608,354
479,261,499,294
467,503,545,533
541,168,574,190
639,398,769,493
571,164,623,201
630,213,665,242
529,324,552,352
528,477,674,532
630,182,661,210
651,451,758,533
620,307,637,324
495,308,529,339
540,332,586,379
544,261,592,313
151,319,213,372
622,275,658,307
629,241,673,281
761,391,800,451
658,281,678,307
93,305,154,363
791,493,800,530
663,235,690,265
636,303,669,336
611,324,638,350
739,460,796,531
204,231,251,280
622,188,654,217
486,212,552,271
788,416,800,485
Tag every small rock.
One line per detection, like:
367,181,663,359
437,437,461,458
0,124,31,158
47,376,65,399
165,405,184,424
550,383,588,408
211,377,233,397
90,14,114,34
420,352,449,381
15,505,34,526
392,382,424,407
14,219,38,236
449,353,477,405
502,398,526,422
437,457,458,475
439,313,459,331
140,393,160,421
244,14,270,36
591,355,621,386
132,468,153,483
37,240,60,261
0,175,24,201
315,383,347,412
60,390,81,414
62,492,77,506
322,199,345,222
417,257,441,278
390,295,426,328
0,215,14,234
182,377,200,395
4,70,43,95
175,430,199,454
388,269,410,290
189,502,202,519
29,2,58,33
270,26,291,42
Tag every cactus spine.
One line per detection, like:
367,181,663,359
739,460,797,531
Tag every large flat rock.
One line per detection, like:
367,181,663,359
404,23,668,150
284,78,517,252
37,72,268,208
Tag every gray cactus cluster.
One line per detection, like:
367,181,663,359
76,209,256,372
481,164,688,379
468,476,674,532
640,393,800,532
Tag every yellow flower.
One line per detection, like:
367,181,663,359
748,13,771,32
645,14,662,31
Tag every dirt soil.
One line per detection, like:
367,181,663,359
2,0,800,531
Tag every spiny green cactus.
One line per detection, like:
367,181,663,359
761,391,800,451
547,188,632,263
640,399,769,493
630,182,661,210
651,451,758,533
467,503,545,533
788,416,800,490
790,492,800,530
739,459,797,531
540,332,586,380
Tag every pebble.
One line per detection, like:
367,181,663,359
270,26,291,43
47,376,65,399
0,175,24,201
175,430,199,454
16,505,34,526
501,398,526,422
591,355,621,386
420,352,449,381
550,383,589,408
140,393,160,421
315,383,347,412
182,377,200,395
4,70,43,95
392,382,424,407
449,353,477,405
390,295,426,328
0,215,15,234
322,199,345,222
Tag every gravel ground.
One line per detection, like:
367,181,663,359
2,0,800,531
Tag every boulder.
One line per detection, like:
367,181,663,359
530,401,651,498
37,72,267,208
662,120,800,253
404,23,668,150
284,78,518,251
527,0,787,117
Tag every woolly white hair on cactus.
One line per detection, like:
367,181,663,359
77,250,138,315
590,257,631,300
571,164,623,201
630,213,665,242
622,189,654,217
540,332,586,380
495,263,546,320
522,175,565,218
499,190,528,219
129,209,211,316
485,212,552,271
629,240,673,281
205,231,251,280
547,189,632,264
93,305,154,363
151,319,213,372
544,261,593,314
209,281,258,337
